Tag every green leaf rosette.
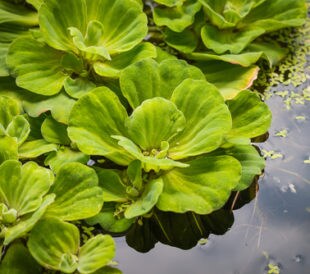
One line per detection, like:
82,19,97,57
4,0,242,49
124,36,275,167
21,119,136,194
0,160,55,245
68,58,270,215
7,0,155,96
28,218,117,274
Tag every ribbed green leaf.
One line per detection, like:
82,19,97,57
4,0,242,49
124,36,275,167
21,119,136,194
169,79,231,159
125,178,164,219
187,51,263,67
41,116,71,145
7,38,68,95
157,156,241,214
96,168,128,202
120,58,204,109
164,28,198,53
45,162,103,221
0,96,20,128
0,160,53,216
201,25,265,54
68,87,133,166
93,42,156,78
153,0,201,32
6,115,30,145
4,194,55,245
226,90,272,139
113,135,188,172
196,61,259,99
78,235,115,274
18,139,57,158
211,144,265,190
199,0,266,29
23,92,76,124
44,147,89,173
28,218,80,273
85,0,147,54
0,136,18,164
39,0,87,51
241,0,307,32
64,77,96,99
126,98,186,150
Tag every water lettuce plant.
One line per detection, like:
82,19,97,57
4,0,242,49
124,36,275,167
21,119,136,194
0,0,303,272
7,0,156,96
145,0,307,98
68,58,271,224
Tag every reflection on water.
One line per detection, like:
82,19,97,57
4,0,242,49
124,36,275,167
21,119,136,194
114,24,310,274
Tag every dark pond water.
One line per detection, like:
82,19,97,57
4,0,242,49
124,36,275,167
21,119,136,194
113,28,310,274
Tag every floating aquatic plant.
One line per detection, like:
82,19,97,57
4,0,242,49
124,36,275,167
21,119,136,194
0,0,304,272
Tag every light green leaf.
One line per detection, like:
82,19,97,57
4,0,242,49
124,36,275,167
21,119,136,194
169,79,232,159
126,97,186,150
0,160,53,215
113,135,188,172
0,241,42,274
246,41,287,67
0,160,21,206
7,38,68,96
93,42,157,78
85,0,148,54
125,178,164,219
68,87,133,166
78,235,115,274
41,116,71,145
201,25,265,54
0,96,20,128
196,61,259,99
6,115,30,145
155,0,184,7
96,168,128,202
39,0,87,52
226,90,272,139
164,28,198,53
0,42,9,76
64,77,96,99
120,58,204,109
199,0,266,29
241,0,307,32
23,91,76,124
45,162,103,221
4,194,55,245
18,139,57,158
153,0,201,32
0,1,38,26
44,147,89,173
186,51,263,67
28,218,80,273
0,136,18,164
211,144,265,190
157,156,241,214
69,20,111,61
